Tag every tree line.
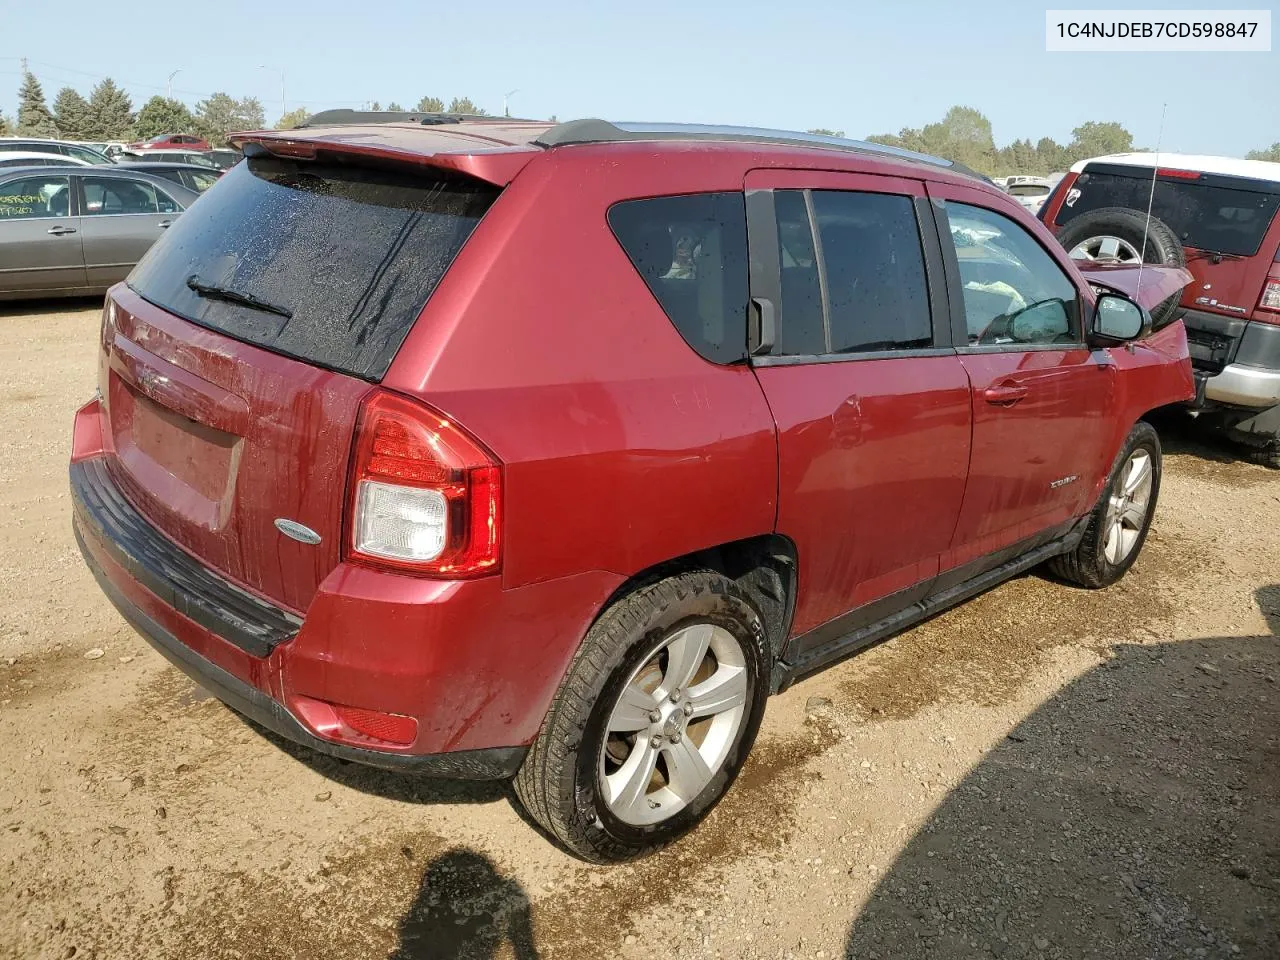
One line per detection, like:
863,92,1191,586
5,71,1277,167
0,66,501,146
825,105,1279,175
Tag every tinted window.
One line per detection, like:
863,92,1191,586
774,191,825,355
128,158,498,381
184,170,221,192
608,192,749,364
83,177,181,215
812,190,932,353
0,175,71,218
1056,168,1280,257
942,201,1079,345
66,144,110,165
0,157,75,167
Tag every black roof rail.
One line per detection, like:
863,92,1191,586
534,119,990,182
297,109,515,128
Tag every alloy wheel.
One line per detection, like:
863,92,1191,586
1103,449,1154,564
1069,234,1145,264
599,622,748,826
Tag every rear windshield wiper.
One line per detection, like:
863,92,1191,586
186,275,293,319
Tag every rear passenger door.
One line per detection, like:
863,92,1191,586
927,183,1115,574
743,169,973,650
78,175,184,286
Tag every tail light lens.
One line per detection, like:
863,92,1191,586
1259,277,1280,313
346,390,501,577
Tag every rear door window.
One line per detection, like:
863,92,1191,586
1056,167,1280,257
608,192,749,364
127,158,499,381
82,177,181,215
769,189,933,355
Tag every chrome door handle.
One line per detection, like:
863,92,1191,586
47,225,77,235
157,220,173,229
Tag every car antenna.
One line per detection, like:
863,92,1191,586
1136,103,1168,303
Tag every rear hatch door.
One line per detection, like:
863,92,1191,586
1055,163,1280,317
99,153,499,612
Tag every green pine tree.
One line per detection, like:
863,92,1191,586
386,101,404,112
86,78,134,140
52,87,93,140
133,96,197,140
16,67,58,138
415,95,444,112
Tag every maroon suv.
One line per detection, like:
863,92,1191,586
71,117,1194,861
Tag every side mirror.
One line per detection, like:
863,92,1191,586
1090,294,1151,346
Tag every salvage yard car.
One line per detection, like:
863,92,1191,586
1040,153,1280,466
0,166,197,300
70,116,1194,862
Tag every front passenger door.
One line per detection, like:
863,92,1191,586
0,174,86,295
928,185,1115,574
78,176,183,287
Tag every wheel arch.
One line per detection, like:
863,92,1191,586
593,534,798,669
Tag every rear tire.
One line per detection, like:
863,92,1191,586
1055,207,1185,327
514,570,770,862
1049,421,1162,588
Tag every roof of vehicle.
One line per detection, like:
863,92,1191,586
0,151,91,166
1072,152,1280,183
0,164,201,194
114,161,223,173
240,114,990,186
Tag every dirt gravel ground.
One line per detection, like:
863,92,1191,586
2,302,1278,960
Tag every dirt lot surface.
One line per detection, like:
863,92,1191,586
2,302,1278,960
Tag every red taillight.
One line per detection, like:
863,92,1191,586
1258,276,1280,316
333,705,418,746
345,390,501,577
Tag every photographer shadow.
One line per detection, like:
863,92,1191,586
844,585,1280,959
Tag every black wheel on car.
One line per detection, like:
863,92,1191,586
1055,207,1186,327
1049,421,1162,589
513,570,770,862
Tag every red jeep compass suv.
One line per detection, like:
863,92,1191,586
70,115,1194,861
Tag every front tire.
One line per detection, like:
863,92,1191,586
513,570,770,862
1049,421,1162,588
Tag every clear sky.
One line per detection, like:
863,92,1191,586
2,0,1276,156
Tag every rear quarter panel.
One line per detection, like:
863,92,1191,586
384,146,780,591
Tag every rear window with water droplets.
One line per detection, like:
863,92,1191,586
128,157,498,380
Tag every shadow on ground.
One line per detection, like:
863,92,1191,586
390,847,539,960
1151,406,1276,472
845,586,1280,959
0,295,103,318
245,721,512,805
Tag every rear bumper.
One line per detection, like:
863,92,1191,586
1202,363,1280,407
75,522,526,779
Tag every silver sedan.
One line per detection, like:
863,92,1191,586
0,166,200,300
